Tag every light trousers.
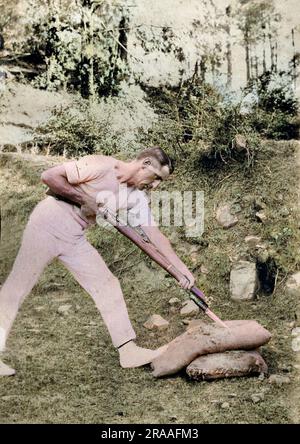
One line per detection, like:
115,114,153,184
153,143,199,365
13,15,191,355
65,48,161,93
0,197,136,349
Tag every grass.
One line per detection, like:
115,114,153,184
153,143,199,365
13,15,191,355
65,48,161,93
0,140,299,423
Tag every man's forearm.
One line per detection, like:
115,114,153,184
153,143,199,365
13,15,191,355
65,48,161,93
41,169,91,207
147,230,190,275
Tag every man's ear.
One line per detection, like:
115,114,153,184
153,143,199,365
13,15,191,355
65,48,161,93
142,157,152,167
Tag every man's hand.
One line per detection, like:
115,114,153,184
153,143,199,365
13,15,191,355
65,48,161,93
140,225,196,291
177,267,195,290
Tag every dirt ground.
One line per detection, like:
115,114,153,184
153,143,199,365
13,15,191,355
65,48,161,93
0,143,299,424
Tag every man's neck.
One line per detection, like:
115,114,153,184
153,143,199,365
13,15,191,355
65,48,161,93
114,160,138,187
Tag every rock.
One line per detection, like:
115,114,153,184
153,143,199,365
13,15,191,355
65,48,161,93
57,304,72,315
291,327,300,337
230,260,258,301
231,203,242,214
233,134,247,152
291,337,300,352
276,193,284,202
168,297,181,306
255,211,267,223
190,252,198,264
279,207,290,217
244,235,262,248
221,402,230,409
151,320,272,377
286,272,300,298
251,393,264,403
278,364,292,373
169,231,180,245
216,204,238,229
268,374,291,385
143,314,169,331
200,265,209,274
169,307,178,314
180,300,199,317
186,350,268,381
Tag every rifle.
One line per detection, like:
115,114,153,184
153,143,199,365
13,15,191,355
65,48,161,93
97,206,228,328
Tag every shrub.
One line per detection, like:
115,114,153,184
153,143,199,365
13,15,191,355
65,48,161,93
243,71,299,140
33,99,124,158
139,80,261,168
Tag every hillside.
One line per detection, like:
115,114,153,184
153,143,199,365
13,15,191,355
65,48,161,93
0,140,299,423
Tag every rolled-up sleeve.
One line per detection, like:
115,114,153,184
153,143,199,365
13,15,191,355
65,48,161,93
64,160,80,184
64,155,102,185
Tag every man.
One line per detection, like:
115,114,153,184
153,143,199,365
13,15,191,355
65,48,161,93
0,147,195,376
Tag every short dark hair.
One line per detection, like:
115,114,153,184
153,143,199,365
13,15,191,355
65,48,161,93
136,146,175,174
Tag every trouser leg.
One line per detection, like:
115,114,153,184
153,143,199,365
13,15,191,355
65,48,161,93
0,223,57,349
58,239,136,348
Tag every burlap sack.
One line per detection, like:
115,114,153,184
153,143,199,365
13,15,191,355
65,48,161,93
151,320,271,377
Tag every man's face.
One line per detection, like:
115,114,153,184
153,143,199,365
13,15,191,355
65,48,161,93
132,157,170,191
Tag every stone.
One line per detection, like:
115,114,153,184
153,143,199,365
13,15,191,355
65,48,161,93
180,300,200,317
200,265,209,274
190,252,198,264
291,337,300,352
168,297,181,306
286,272,300,298
221,402,230,409
57,304,72,315
169,307,178,314
233,134,247,152
255,211,267,223
268,374,291,385
186,350,268,381
280,207,290,217
230,260,258,301
169,231,180,245
278,363,292,373
291,327,300,337
277,193,284,202
216,204,238,229
244,235,262,248
250,393,264,403
143,314,169,331
151,320,272,377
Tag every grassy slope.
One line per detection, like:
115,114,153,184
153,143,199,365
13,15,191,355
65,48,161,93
0,142,299,424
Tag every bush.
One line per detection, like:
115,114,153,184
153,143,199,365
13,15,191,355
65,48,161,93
33,99,124,158
139,80,261,168
243,71,299,140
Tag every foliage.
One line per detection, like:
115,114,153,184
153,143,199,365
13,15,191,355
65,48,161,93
138,79,261,168
33,99,124,157
25,0,130,98
245,71,299,139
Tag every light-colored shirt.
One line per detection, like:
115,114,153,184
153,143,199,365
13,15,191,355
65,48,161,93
62,154,157,228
